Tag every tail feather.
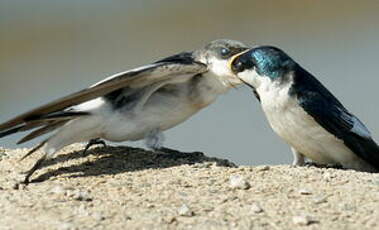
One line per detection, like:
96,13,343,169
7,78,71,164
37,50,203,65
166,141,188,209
19,140,47,161
0,111,89,142
17,120,68,144
0,121,47,138
0,125,25,138
24,111,89,122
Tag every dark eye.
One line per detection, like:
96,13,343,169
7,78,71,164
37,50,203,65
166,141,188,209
220,48,231,57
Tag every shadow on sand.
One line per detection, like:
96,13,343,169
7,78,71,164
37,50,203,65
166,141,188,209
30,146,237,183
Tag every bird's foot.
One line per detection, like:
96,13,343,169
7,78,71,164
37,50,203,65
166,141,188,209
325,163,344,169
303,161,320,167
20,154,48,185
303,161,343,170
23,175,31,185
82,138,107,154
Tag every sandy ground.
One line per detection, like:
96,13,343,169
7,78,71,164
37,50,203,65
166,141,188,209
0,144,378,230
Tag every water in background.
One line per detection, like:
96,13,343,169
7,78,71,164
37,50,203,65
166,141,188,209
1,0,379,165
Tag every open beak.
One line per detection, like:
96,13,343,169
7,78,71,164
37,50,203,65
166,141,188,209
227,49,255,89
228,49,251,72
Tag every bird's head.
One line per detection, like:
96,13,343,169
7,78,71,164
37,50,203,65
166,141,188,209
195,39,249,87
229,46,296,89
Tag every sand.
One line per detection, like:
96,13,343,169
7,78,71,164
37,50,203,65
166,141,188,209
0,144,378,230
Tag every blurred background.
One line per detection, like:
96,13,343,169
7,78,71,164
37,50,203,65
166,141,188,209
1,0,378,165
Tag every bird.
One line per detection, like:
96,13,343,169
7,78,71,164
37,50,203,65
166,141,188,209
229,46,379,172
0,39,249,183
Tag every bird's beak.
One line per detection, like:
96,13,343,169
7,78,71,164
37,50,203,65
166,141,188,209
228,49,250,72
227,49,256,89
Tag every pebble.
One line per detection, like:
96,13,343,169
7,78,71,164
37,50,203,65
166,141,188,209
178,204,194,217
313,195,328,204
292,215,316,226
195,162,213,168
50,185,66,195
256,165,270,171
229,175,251,190
298,188,312,195
11,174,28,190
12,182,26,190
250,203,263,213
93,212,106,221
323,172,336,181
57,222,77,230
69,190,92,201
372,178,379,186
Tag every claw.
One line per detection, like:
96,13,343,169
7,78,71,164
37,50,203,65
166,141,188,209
82,138,106,154
23,154,47,184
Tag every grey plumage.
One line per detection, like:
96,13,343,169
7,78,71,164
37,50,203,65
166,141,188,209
0,39,249,183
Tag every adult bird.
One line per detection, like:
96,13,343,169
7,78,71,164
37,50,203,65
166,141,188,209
229,46,379,172
0,39,249,183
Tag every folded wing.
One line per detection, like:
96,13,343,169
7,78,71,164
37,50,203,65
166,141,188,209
292,66,379,169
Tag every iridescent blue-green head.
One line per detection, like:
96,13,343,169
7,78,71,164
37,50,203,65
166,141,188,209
229,46,297,88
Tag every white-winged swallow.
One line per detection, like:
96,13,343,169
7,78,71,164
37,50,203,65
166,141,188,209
230,46,379,172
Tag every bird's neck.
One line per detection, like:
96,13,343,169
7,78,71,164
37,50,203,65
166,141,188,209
187,73,233,110
257,79,293,113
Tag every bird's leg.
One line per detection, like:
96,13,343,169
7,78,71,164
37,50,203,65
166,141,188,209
145,129,165,150
23,154,47,184
144,129,200,158
291,147,306,166
82,138,107,154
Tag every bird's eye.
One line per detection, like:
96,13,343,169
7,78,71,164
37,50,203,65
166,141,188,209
220,48,231,57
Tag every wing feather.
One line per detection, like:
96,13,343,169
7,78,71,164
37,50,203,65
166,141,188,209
0,59,207,134
290,66,379,169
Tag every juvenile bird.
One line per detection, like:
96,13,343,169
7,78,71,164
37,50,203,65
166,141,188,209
0,39,249,183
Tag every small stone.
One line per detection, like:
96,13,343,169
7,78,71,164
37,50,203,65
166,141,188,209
12,183,20,190
165,216,177,224
197,162,213,168
57,222,76,230
93,212,105,221
292,215,316,226
250,203,263,213
323,172,336,181
12,181,26,190
12,174,27,190
298,189,312,195
229,175,251,190
178,204,194,217
313,195,328,204
50,185,66,195
372,178,379,186
70,190,92,201
256,165,270,171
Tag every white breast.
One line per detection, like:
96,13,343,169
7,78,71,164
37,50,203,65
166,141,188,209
257,79,372,170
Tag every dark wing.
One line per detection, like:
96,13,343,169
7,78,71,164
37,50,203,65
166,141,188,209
0,52,207,142
289,65,379,169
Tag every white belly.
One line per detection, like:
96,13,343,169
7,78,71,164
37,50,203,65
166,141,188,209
102,98,199,142
258,82,372,170
101,75,229,142
264,99,351,164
